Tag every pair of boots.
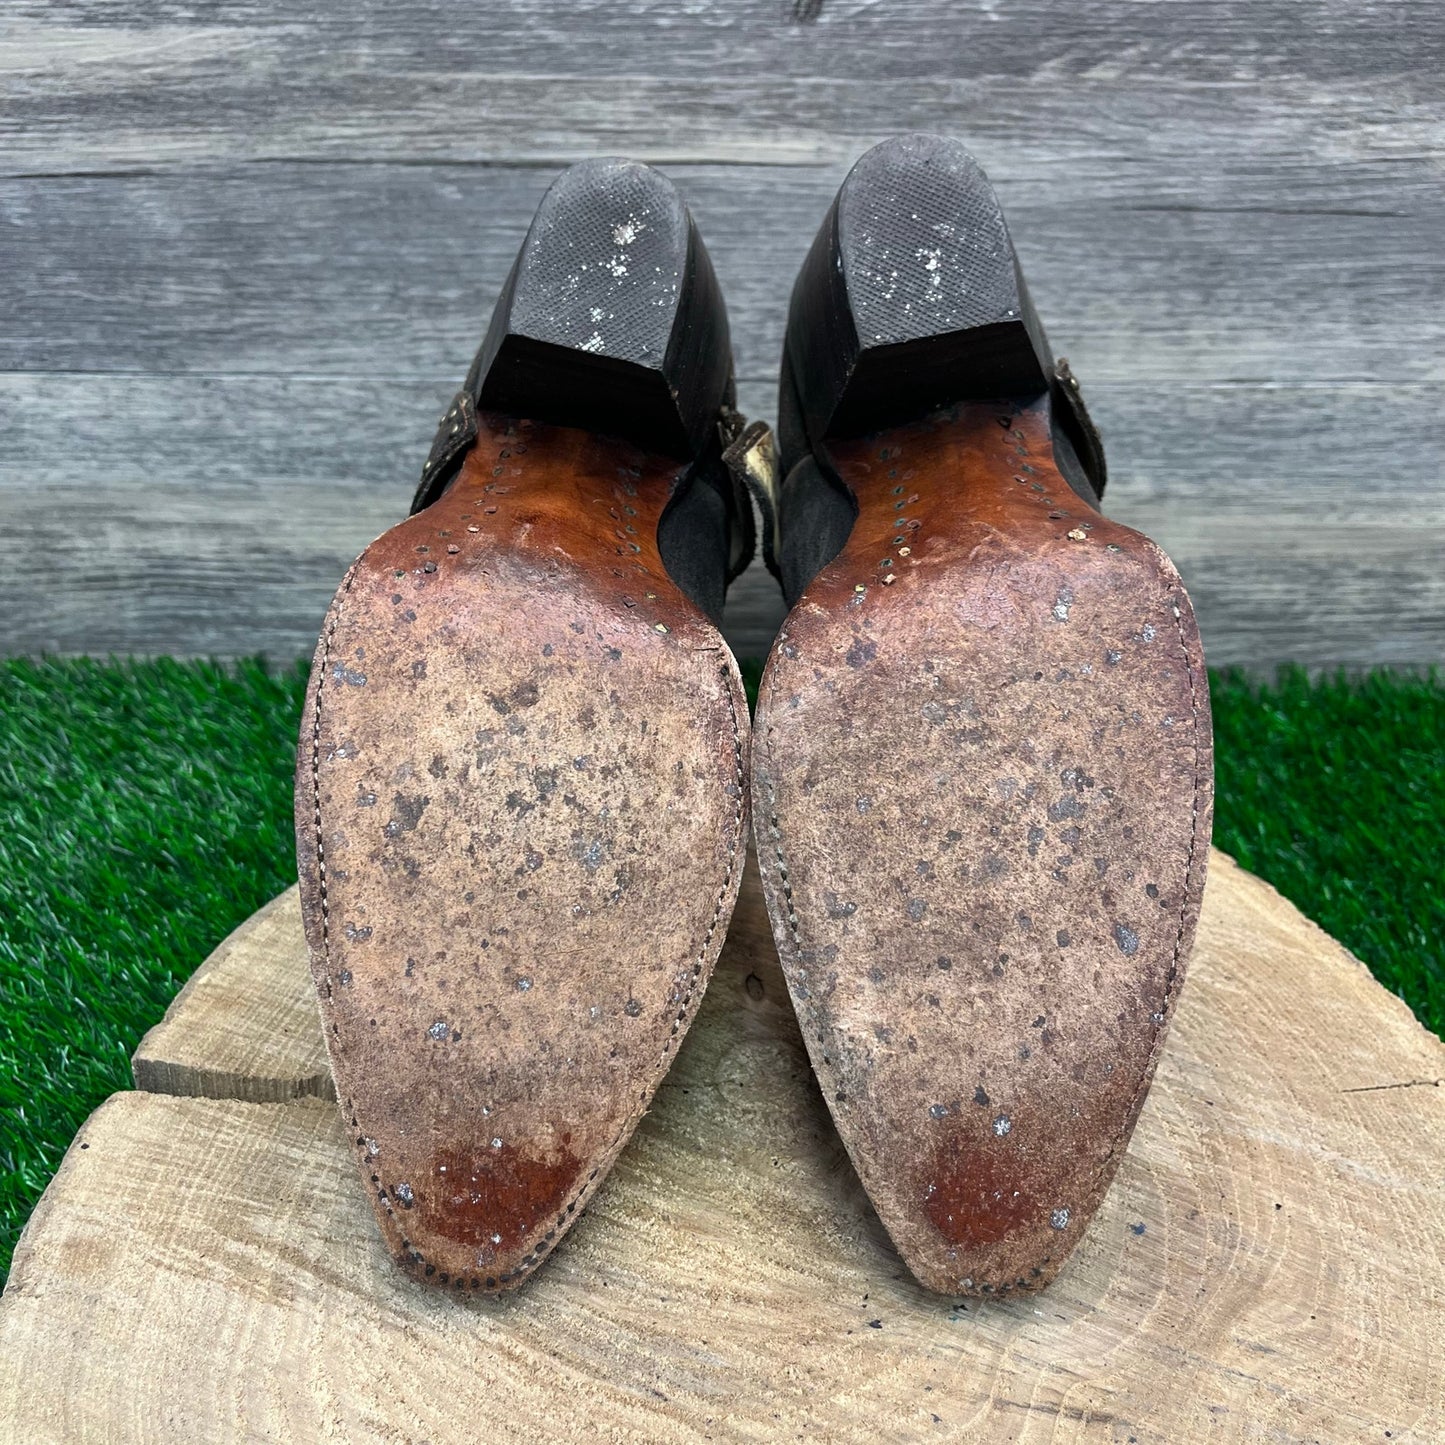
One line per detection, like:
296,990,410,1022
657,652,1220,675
296,134,1213,1299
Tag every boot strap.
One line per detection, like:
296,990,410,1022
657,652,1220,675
1051,357,1108,499
411,380,778,582
721,411,779,579
410,388,480,515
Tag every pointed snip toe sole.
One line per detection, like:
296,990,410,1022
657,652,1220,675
755,134,1214,1295
296,159,749,1291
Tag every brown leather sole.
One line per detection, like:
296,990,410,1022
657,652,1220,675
295,414,749,1291
752,398,1213,1295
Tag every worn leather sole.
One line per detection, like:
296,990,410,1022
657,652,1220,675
296,414,749,1291
754,401,1211,1294
759,133,1213,1295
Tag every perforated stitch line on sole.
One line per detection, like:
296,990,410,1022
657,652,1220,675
310,558,365,974
436,656,750,1291
1082,582,1205,1201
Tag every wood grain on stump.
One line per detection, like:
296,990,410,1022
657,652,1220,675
3,849,1442,1442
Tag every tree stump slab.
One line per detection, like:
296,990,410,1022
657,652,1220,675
2,849,1442,1442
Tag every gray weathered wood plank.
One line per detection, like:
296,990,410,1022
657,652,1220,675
3,373,1437,665
1,0,1441,665
4,72,1440,178
7,1,1441,98
3,163,1442,384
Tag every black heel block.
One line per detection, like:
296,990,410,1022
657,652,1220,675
781,134,1054,463
414,157,733,515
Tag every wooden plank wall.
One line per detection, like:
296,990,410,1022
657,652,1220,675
2,1,1441,667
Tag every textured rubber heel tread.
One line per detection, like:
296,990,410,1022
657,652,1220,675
414,158,732,513
773,134,1106,604
782,135,1053,464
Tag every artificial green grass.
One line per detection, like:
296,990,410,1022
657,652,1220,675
0,658,1440,1287
0,658,309,1285
1207,667,1443,1035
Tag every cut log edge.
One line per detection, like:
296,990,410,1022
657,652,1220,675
1205,849,1445,1075
3,1091,336,1300
127,849,1445,1105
